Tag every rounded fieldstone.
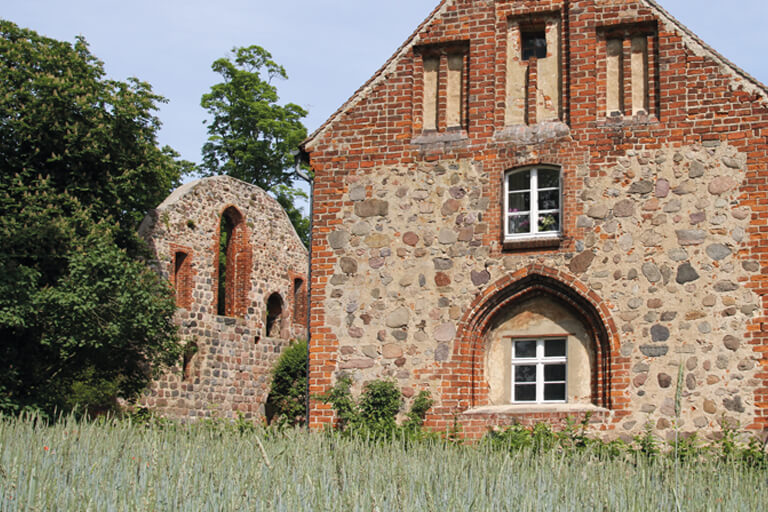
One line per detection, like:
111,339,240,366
664,199,682,213
689,161,705,178
382,344,403,359
365,233,390,248
647,298,663,309
650,324,670,342
587,204,609,219
369,257,385,269
349,184,366,201
723,335,740,351
339,257,358,275
722,156,741,169
434,322,456,342
391,329,408,341
708,176,737,195
403,231,419,246
354,199,389,217
351,221,371,236
713,281,738,292
655,178,670,198
577,215,594,228
449,186,466,199
385,307,410,328
613,199,635,217
629,180,654,194
394,357,406,367
441,199,460,216
633,374,648,387
435,272,451,287
640,345,668,357
742,261,760,272
434,343,450,362
642,262,662,283
676,263,699,284
433,258,453,270
471,270,490,286
568,251,595,274
658,373,672,388
328,230,349,249
438,228,457,245
706,244,731,261
723,396,745,413
348,326,364,338
697,321,711,334
686,373,696,390
689,211,706,224
676,229,706,246
703,399,717,414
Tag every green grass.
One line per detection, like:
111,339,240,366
0,415,766,511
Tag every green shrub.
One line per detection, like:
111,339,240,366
265,340,307,426
318,375,433,441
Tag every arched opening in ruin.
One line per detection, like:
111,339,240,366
293,277,305,324
266,293,283,338
216,206,249,317
173,251,192,308
182,340,199,382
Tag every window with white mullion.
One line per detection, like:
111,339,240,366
504,167,561,240
511,338,567,404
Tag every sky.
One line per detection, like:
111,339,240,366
4,0,767,200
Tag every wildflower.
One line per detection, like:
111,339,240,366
43,446,49,451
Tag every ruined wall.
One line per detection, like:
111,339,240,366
138,176,308,420
303,0,768,439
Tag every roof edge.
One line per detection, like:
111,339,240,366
644,0,768,97
301,0,451,151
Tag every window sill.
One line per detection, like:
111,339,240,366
462,403,608,416
502,236,562,251
411,129,469,146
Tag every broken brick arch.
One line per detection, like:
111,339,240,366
445,264,627,412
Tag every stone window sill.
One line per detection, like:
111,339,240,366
411,129,469,146
502,236,562,252
598,112,659,127
462,403,608,416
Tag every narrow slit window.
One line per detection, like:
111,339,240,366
422,57,439,131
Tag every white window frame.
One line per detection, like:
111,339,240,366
503,166,562,241
510,338,567,404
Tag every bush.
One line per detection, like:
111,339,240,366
318,375,434,441
265,340,307,426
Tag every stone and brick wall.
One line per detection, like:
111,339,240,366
138,176,308,420
302,0,768,440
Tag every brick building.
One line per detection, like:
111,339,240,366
139,175,307,420
300,0,768,439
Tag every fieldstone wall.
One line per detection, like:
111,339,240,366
303,0,768,439
138,176,308,420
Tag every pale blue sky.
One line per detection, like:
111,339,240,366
5,0,767,180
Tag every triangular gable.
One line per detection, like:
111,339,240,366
302,0,767,152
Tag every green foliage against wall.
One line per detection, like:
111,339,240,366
0,20,184,416
265,340,308,426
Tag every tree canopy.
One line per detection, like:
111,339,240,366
200,45,310,243
0,20,184,416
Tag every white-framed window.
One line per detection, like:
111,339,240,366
504,167,561,240
510,338,567,403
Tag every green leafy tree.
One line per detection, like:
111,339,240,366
265,340,307,426
0,20,184,416
200,45,309,243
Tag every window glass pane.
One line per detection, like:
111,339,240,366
514,340,536,358
538,189,559,211
521,32,547,61
544,383,566,401
544,364,566,381
537,212,559,233
515,384,536,401
538,169,560,188
515,365,536,383
509,215,531,234
507,170,530,191
544,339,566,357
508,192,530,213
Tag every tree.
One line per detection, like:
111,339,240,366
0,20,185,416
200,45,310,243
